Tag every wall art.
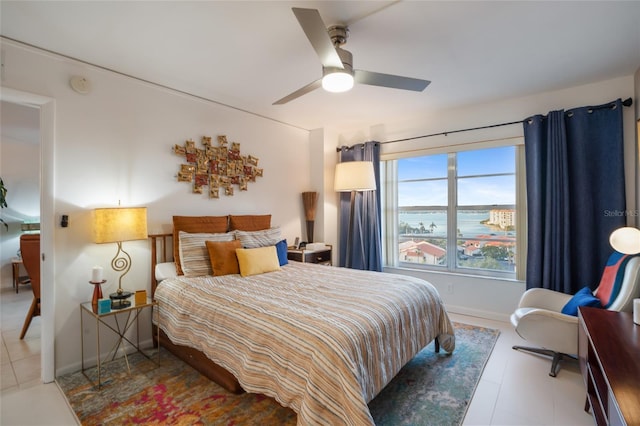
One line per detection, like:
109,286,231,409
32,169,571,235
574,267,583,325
173,135,263,198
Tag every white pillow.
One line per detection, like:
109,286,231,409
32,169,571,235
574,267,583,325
178,231,235,277
155,262,178,282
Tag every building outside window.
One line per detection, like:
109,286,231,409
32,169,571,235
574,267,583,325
384,144,525,279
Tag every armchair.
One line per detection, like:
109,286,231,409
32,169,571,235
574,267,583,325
19,234,40,340
511,253,640,376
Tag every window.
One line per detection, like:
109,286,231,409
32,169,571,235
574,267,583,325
385,145,524,279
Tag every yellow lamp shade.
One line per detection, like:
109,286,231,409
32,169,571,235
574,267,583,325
93,207,148,244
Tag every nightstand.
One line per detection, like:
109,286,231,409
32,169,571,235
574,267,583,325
80,297,160,388
287,245,332,265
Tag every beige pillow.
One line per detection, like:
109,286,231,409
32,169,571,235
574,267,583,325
179,231,235,277
235,227,282,248
236,246,281,277
172,215,229,275
206,240,241,276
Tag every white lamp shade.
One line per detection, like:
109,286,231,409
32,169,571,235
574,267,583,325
334,161,376,192
93,207,148,244
609,227,640,254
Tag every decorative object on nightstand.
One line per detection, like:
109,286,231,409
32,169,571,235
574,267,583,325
93,206,148,309
334,161,376,268
89,266,105,313
302,191,318,243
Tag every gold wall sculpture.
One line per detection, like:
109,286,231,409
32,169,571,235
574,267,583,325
173,135,263,198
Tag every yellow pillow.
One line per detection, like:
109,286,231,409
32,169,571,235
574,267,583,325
205,240,241,276
236,246,281,277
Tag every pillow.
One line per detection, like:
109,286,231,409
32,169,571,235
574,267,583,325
561,286,603,316
235,226,282,248
275,239,288,266
594,252,631,308
206,240,241,276
179,231,234,277
173,215,229,275
236,246,281,277
229,214,271,231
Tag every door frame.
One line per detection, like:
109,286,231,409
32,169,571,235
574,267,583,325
1,87,55,382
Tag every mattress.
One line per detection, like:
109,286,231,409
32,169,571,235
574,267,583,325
154,261,455,425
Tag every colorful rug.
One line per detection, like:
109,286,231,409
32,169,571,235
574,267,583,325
57,322,499,425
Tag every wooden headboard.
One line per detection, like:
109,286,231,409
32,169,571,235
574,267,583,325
149,233,173,296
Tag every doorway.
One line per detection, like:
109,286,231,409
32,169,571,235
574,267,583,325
0,88,55,383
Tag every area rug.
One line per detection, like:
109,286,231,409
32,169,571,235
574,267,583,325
57,322,499,425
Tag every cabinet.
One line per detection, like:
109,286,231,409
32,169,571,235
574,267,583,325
578,307,640,426
287,245,332,265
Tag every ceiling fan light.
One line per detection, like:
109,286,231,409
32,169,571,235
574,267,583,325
322,70,354,93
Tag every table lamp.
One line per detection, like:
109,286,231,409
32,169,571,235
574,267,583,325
334,161,376,268
609,226,640,255
93,207,148,309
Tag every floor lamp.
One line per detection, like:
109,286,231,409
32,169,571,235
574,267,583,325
334,161,376,268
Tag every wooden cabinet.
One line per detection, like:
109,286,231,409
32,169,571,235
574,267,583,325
287,246,332,265
578,307,640,426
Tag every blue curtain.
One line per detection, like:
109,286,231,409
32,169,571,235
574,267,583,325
523,98,627,293
338,142,382,271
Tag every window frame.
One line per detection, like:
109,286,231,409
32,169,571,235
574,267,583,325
382,140,526,281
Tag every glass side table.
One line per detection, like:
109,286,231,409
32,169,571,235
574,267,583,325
80,297,160,388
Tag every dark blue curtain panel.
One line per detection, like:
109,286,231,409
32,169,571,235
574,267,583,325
523,98,626,293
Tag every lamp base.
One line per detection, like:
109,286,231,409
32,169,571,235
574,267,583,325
109,291,133,309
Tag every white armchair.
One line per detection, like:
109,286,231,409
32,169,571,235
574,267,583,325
511,256,640,377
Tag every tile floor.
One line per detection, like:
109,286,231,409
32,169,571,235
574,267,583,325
0,277,595,425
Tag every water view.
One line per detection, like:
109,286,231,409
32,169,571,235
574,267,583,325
398,209,516,272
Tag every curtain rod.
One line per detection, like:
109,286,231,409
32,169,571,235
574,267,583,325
337,97,633,150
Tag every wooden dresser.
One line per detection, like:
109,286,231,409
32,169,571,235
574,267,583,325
578,307,640,426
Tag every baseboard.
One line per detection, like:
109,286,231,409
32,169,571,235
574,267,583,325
445,304,511,323
56,337,155,377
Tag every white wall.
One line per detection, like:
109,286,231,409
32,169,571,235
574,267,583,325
0,101,40,285
1,40,311,375
332,75,637,321
2,37,637,375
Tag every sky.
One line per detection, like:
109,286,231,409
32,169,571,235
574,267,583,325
397,146,516,206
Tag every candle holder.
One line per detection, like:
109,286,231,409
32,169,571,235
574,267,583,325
90,280,106,313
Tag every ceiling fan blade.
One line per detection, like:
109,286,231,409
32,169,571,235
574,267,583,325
355,70,430,92
273,79,322,105
292,8,344,69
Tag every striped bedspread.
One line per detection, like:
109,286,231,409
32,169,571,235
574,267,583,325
154,261,455,425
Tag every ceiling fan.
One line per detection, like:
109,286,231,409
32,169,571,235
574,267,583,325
273,7,431,105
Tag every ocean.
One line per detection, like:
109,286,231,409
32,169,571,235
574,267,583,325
398,210,513,239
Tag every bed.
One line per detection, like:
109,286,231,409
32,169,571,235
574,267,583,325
150,215,455,426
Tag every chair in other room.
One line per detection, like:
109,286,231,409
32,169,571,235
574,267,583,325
510,252,640,377
19,233,41,340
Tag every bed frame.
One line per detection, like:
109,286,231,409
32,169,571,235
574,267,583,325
149,233,244,394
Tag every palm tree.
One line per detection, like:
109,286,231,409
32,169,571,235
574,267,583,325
429,221,437,233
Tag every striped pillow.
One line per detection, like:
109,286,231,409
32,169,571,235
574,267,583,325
179,231,235,277
235,227,282,249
